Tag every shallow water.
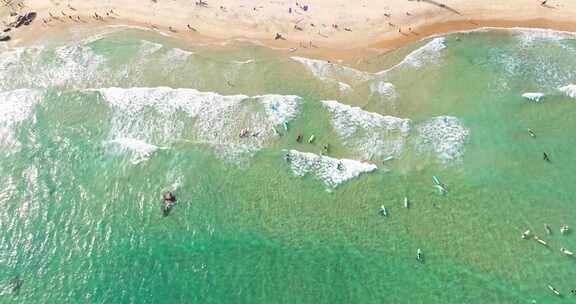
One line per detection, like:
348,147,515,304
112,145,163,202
1,27,576,303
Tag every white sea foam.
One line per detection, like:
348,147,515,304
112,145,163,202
376,37,446,76
139,40,163,56
286,150,377,189
417,116,469,163
292,37,446,90
369,81,396,99
508,28,576,45
93,87,301,160
321,100,410,160
166,47,194,59
232,59,255,65
559,84,576,98
106,25,173,37
159,47,194,70
521,92,545,102
337,81,353,94
0,89,42,153
0,42,107,90
105,137,166,164
290,56,372,83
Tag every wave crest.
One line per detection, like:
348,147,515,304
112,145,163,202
286,150,377,189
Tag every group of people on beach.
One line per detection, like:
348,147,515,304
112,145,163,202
41,8,118,26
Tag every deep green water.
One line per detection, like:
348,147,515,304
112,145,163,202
1,27,576,303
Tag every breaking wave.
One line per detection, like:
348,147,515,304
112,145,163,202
417,116,469,163
559,84,576,98
521,92,545,102
93,87,301,160
321,100,410,160
286,149,377,189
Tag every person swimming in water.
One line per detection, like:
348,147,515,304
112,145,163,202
9,276,23,296
296,133,303,143
322,144,330,155
161,192,177,217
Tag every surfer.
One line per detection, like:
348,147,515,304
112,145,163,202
521,229,531,239
379,205,388,216
561,247,574,256
534,235,547,246
528,128,535,138
545,224,552,235
284,152,291,163
161,192,177,217
296,133,303,143
416,248,423,262
548,284,560,296
561,224,569,234
337,161,344,171
239,128,249,138
9,276,23,295
322,144,330,155
543,152,550,162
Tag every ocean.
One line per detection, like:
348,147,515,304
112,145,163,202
1,26,576,303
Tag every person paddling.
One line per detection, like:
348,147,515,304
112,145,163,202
543,152,550,162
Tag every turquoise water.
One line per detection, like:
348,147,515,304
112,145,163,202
1,27,576,303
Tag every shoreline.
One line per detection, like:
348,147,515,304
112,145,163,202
3,0,576,61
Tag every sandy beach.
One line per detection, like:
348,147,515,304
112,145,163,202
3,0,576,58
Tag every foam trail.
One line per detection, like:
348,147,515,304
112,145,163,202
93,87,301,161
322,100,410,160
559,84,576,98
105,138,166,164
417,116,469,163
159,47,194,68
521,92,544,102
290,56,373,82
286,150,377,189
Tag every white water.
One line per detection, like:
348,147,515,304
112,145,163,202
105,137,165,164
559,84,576,98
290,56,372,83
521,92,545,102
417,116,469,163
375,37,446,76
369,81,396,99
286,150,377,189
321,100,410,160
94,87,301,161
0,89,42,153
